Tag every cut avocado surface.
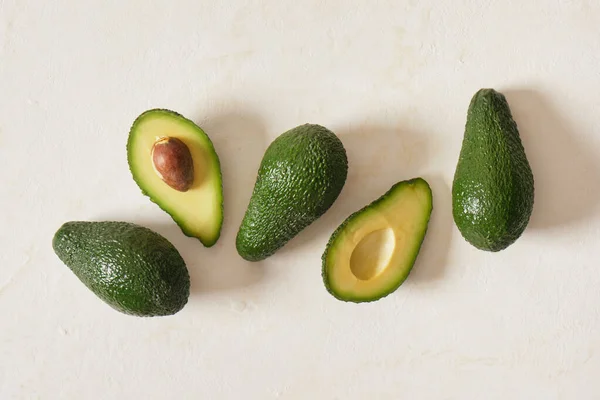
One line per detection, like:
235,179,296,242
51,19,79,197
322,178,433,302
127,109,223,247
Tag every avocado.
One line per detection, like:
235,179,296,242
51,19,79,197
452,88,534,251
127,109,223,247
236,123,348,261
52,221,190,317
322,178,432,302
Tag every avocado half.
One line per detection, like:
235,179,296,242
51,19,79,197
127,109,223,247
322,178,433,302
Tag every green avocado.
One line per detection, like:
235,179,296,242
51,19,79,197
127,109,223,247
52,221,190,317
322,178,433,303
236,123,348,261
452,88,535,251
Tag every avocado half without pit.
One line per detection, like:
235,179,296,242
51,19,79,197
127,109,224,247
322,178,433,303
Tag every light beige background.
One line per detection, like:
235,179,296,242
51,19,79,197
2,0,600,398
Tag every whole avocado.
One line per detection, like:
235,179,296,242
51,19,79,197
236,123,348,261
52,221,190,317
452,88,534,251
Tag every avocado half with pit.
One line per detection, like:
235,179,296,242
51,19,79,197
322,178,433,302
127,109,223,247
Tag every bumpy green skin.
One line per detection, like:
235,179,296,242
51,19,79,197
452,89,534,251
236,124,348,261
52,221,190,317
322,178,433,303
127,109,224,247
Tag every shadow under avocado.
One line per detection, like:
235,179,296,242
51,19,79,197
109,108,269,296
503,89,600,231
279,123,453,283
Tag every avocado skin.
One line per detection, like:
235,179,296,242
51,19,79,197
322,178,433,303
52,221,190,317
452,88,534,252
236,124,348,261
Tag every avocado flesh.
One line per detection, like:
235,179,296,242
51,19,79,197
236,123,348,261
323,178,432,302
127,109,223,247
452,88,534,251
52,221,190,317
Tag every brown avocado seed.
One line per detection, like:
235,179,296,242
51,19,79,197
151,137,194,192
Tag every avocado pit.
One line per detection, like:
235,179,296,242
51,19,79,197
151,137,194,192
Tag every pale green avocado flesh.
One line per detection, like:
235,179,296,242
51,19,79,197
127,109,223,247
322,178,433,302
